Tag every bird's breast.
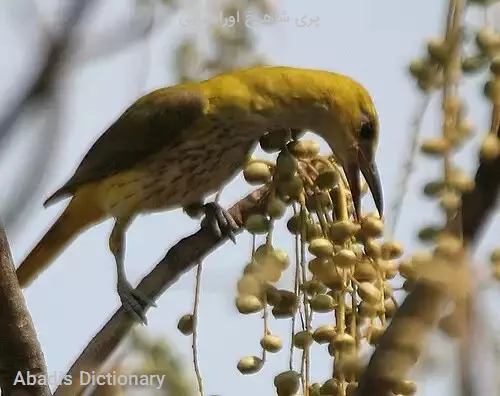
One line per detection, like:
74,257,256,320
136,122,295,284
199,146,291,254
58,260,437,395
96,118,260,217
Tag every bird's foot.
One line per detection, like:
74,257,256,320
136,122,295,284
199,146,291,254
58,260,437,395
200,202,238,243
117,280,156,325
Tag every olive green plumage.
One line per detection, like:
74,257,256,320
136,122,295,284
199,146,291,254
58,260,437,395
16,66,383,324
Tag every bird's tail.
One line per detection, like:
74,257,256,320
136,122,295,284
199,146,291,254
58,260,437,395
16,191,105,287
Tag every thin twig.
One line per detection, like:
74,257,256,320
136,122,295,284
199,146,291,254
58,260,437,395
289,204,300,372
192,261,204,396
439,1,471,394
387,95,431,237
299,203,310,393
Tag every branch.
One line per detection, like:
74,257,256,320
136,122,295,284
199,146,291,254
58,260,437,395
0,223,50,396
53,186,270,396
460,104,500,244
354,270,458,396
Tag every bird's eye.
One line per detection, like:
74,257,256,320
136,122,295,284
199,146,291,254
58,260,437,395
360,122,374,140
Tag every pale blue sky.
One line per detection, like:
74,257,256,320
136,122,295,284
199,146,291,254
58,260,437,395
2,0,500,395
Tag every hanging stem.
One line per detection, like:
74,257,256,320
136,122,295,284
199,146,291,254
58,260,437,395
192,261,204,396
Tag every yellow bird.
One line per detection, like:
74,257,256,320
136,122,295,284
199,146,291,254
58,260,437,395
16,66,383,323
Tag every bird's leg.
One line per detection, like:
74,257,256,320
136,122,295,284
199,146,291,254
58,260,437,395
109,218,156,325
183,192,238,243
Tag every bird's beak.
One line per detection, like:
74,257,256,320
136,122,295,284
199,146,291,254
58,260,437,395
344,143,383,221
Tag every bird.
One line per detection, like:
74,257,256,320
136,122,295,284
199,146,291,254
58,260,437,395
16,66,383,324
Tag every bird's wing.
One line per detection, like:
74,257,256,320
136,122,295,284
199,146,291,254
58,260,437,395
44,89,208,206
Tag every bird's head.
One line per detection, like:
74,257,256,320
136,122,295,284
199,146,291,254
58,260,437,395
320,77,383,221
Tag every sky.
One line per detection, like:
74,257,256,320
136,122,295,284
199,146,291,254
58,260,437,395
2,0,500,395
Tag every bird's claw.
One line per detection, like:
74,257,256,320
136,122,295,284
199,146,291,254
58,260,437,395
118,281,156,325
201,202,238,243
